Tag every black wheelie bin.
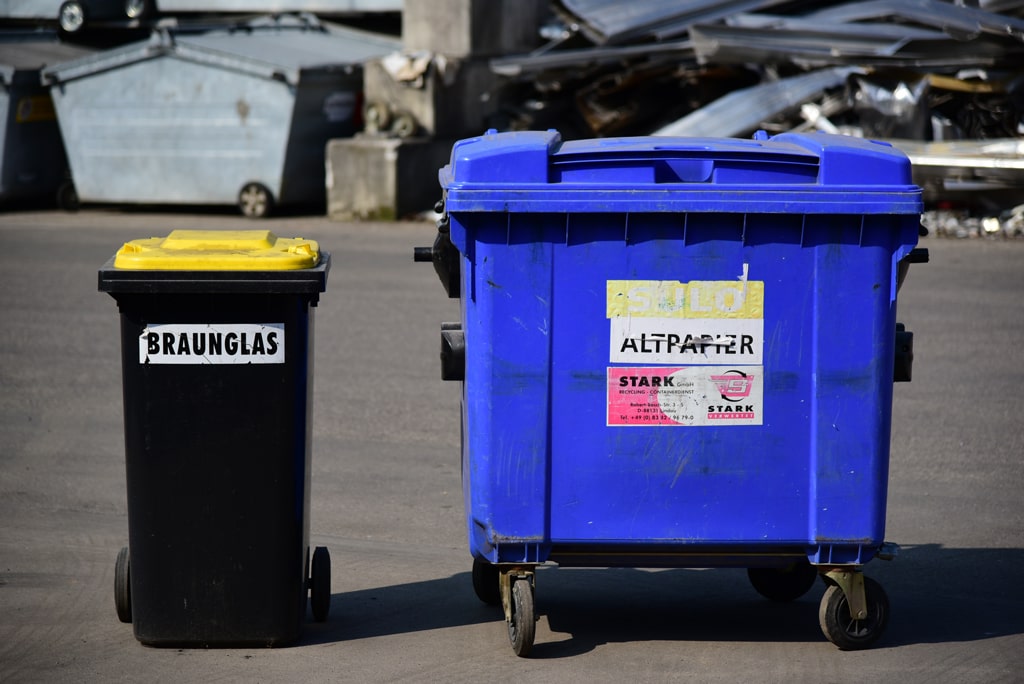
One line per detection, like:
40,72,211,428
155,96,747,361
99,229,331,646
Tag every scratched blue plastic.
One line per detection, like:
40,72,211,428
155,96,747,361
441,130,922,567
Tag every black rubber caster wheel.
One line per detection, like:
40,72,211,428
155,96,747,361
748,561,819,602
471,557,500,606
508,578,535,658
819,575,889,650
310,546,331,622
114,546,131,623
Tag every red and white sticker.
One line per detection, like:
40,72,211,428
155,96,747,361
607,366,762,426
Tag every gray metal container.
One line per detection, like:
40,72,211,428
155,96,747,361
0,37,93,206
41,15,400,216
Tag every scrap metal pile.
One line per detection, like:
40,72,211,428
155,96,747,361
487,0,1024,236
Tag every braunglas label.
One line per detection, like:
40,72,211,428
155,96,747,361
139,323,285,365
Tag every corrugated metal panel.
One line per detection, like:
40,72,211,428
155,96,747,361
490,39,693,77
725,12,944,41
556,0,794,44
690,20,1011,68
806,0,1024,41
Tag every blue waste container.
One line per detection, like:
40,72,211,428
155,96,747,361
420,129,926,655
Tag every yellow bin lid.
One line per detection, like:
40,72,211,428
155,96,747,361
113,230,320,270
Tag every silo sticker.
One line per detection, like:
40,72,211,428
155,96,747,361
138,323,285,365
607,278,764,364
608,367,762,426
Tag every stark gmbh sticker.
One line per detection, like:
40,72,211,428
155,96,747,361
607,366,762,426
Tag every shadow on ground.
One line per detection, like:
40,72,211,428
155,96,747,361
298,544,1024,656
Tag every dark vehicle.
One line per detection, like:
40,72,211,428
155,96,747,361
58,0,153,34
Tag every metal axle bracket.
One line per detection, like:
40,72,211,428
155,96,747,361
824,568,867,620
499,566,535,624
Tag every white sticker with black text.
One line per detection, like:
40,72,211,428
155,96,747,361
139,323,285,365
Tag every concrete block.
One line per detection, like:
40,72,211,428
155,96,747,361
403,0,548,57
326,134,455,221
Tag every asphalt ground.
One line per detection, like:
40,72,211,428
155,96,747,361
1,209,1022,683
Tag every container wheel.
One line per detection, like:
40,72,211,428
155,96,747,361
363,101,392,134
56,180,79,212
310,546,331,622
125,0,151,20
508,578,536,658
58,1,85,33
747,561,819,602
114,546,131,623
389,110,418,138
238,182,274,219
819,576,889,650
471,557,500,606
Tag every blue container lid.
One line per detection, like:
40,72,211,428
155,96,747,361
440,130,922,215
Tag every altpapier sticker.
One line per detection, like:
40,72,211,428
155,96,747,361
607,366,763,426
139,323,285,365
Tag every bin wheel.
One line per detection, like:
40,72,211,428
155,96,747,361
56,181,79,212
114,546,131,623
389,110,418,138
238,182,274,219
58,1,86,34
819,576,889,650
363,101,392,133
747,561,819,602
310,546,331,622
508,578,536,658
125,0,151,20
471,557,500,606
